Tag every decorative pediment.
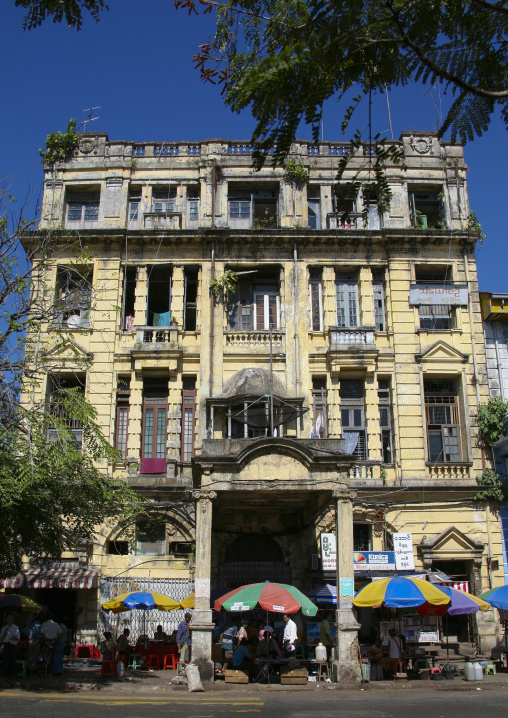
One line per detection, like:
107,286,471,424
415,340,469,364
419,526,484,566
41,338,93,366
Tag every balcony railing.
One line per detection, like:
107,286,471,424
136,326,179,345
327,212,362,229
225,330,285,350
143,212,182,230
427,463,472,480
330,327,376,349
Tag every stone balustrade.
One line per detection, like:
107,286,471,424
136,326,179,345
224,330,285,350
326,212,362,229
330,327,376,348
143,212,182,230
427,463,472,480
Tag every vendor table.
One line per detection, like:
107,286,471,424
135,643,178,660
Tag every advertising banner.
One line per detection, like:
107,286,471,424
353,551,396,571
393,533,415,571
409,284,468,306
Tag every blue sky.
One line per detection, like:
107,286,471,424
1,1,506,291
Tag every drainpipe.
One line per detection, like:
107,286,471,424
463,249,481,409
493,322,505,402
209,241,215,400
293,242,300,395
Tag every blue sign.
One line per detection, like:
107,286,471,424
353,551,396,571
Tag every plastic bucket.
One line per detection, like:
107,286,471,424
444,670,454,680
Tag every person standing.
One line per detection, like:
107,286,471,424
237,620,248,643
282,614,297,657
52,622,68,676
1,614,20,682
387,628,404,677
176,612,192,666
41,615,62,677
320,612,334,660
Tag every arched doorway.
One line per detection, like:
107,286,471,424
219,534,290,588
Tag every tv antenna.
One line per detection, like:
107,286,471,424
80,106,101,131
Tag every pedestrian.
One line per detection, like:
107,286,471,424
320,611,334,660
176,612,192,666
25,614,42,675
237,619,248,643
387,628,404,677
0,614,20,682
40,615,62,677
282,613,297,657
52,622,68,676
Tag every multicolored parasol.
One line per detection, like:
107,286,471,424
0,593,45,613
102,591,180,614
352,576,450,608
214,581,318,616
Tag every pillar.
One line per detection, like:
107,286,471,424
191,489,217,684
334,489,362,683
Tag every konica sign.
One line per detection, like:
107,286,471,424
353,551,396,571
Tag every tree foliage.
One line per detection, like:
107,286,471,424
16,0,108,30
478,395,508,449
0,188,145,576
174,0,508,160
40,118,79,163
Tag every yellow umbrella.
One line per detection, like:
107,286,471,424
102,591,181,614
179,593,195,609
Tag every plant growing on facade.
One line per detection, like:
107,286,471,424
39,118,79,164
252,215,277,230
475,396,508,502
285,159,309,186
474,468,507,502
210,269,238,299
467,211,488,249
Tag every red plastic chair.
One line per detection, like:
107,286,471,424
148,654,161,670
100,660,116,678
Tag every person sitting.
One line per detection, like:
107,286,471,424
116,628,134,660
256,629,281,660
101,632,117,661
153,625,166,641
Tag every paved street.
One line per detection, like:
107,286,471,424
0,688,506,718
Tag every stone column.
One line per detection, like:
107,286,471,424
334,489,361,683
191,489,217,684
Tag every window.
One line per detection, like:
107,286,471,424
353,523,371,551
187,187,200,227
416,268,454,330
55,266,92,329
365,189,380,230
47,375,85,446
181,377,197,462
378,378,393,463
128,189,141,224
409,187,444,229
122,267,136,331
228,187,278,229
312,378,327,437
333,187,359,227
136,520,166,555
307,187,320,229
373,270,386,332
107,540,129,555
228,271,280,331
66,190,100,225
153,187,177,213
335,273,359,328
184,268,198,331
309,270,323,331
340,379,367,459
424,379,461,462
142,379,168,460
146,265,171,326
115,378,130,459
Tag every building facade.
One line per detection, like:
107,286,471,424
10,131,505,679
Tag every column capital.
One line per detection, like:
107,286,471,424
333,489,357,503
193,490,217,512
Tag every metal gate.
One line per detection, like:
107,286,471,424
99,576,194,641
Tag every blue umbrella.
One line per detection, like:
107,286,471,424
479,585,508,610
307,584,337,605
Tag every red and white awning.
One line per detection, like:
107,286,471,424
442,581,469,593
1,565,97,590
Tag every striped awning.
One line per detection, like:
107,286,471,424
1,565,98,590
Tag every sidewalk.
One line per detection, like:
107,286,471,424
4,664,508,695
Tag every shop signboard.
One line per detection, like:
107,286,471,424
409,284,468,306
353,551,396,571
321,533,336,571
393,532,415,571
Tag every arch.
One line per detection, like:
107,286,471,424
225,534,284,562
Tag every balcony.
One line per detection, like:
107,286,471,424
329,327,378,375
135,326,179,346
143,212,182,230
426,462,472,481
224,330,285,353
326,212,362,230
132,326,181,372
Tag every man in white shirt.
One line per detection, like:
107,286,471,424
1,614,20,680
41,616,62,677
282,614,297,657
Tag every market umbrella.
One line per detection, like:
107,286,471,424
352,576,451,608
479,585,508,648
214,581,318,616
306,584,337,605
0,593,45,613
102,591,180,614
179,587,231,610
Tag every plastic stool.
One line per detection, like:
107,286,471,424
148,654,161,670
100,660,116,678
317,661,329,682
128,653,142,669
428,667,441,679
484,663,496,675
163,653,178,670
16,659,26,680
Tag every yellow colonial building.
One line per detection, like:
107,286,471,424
12,131,504,680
